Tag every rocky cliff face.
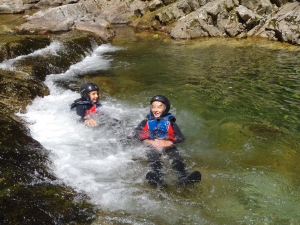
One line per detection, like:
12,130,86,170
1,0,299,45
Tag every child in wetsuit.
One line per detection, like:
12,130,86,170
70,83,101,127
134,94,201,187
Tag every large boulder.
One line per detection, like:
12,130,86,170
169,0,300,45
239,0,273,16
265,2,300,44
87,0,149,24
170,0,240,38
0,0,25,13
16,3,115,41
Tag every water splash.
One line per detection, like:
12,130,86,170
0,41,63,71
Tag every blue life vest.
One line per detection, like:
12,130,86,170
141,113,176,140
70,99,101,117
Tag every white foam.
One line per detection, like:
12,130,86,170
63,44,122,77
0,41,63,70
18,43,152,212
17,43,207,224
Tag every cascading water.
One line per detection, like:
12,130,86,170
15,42,206,224
0,41,63,71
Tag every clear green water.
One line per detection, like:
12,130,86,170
86,26,300,224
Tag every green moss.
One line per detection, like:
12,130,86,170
0,184,95,224
0,35,51,62
0,112,96,225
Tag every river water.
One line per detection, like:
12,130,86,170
15,26,300,224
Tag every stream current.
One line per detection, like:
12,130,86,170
11,26,300,224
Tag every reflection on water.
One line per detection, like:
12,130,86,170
22,26,300,224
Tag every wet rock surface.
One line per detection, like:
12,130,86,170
0,69,49,113
1,0,300,45
0,106,96,224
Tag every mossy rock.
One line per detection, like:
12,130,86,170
0,69,49,113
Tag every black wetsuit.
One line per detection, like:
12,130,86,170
134,113,188,179
70,98,101,122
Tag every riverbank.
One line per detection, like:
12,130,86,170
1,0,300,45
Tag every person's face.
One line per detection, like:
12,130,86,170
151,101,165,118
88,90,99,103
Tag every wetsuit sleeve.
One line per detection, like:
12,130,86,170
76,104,88,121
134,120,148,141
171,122,185,143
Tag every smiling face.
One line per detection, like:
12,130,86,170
151,101,165,118
88,90,99,103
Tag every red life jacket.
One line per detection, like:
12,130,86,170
85,104,98,115
140,114,176,141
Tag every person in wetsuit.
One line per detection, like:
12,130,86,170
134,94,201,187
70,83,101,127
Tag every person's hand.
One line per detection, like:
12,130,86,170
84,118,97,127
143,139,173,149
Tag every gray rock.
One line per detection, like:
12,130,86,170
169,0,300,45
75,17,115,41
199,17,224,36
0,0,25,13
270,0,293,7
218,15,242,37
236,5,256,22
16,3,114,41
203,0,223,18
171,0,234,38
177,0,200,15
259,2,300,44
53,18,74,32
156,11,174,24
274,3,300,44
239,0,273,16
2,0,300,45
149,0,163,12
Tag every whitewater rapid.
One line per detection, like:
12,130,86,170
17,43,151,209
14,42,208,225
